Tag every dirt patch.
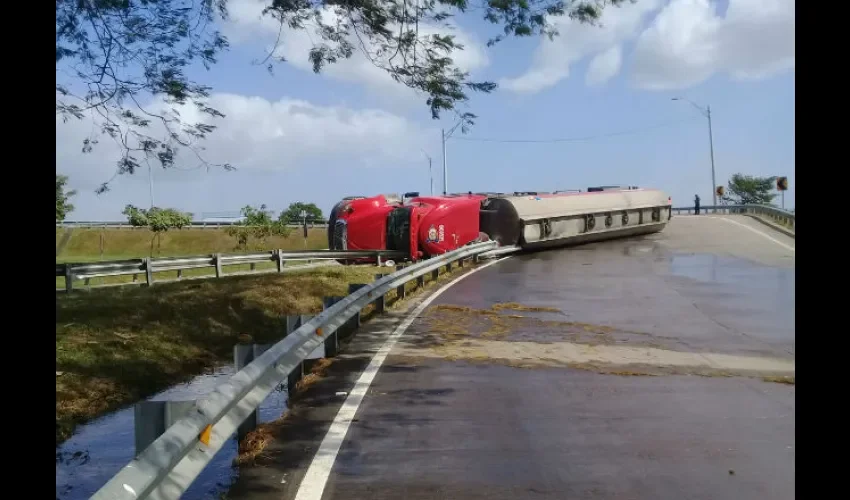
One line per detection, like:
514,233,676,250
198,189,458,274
491,302,562,313
420,304,633,345
396,338,795,380
763,375,795,385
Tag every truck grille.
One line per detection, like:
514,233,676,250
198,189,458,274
333,220,347,250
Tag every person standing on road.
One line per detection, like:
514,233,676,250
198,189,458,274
694,194,701,215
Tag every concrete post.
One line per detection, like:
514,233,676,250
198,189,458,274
234,343,272,440
348,284,368,330
144,258,154,287
64,264,74,293
374,273,386,312
322,297,343,357
134,400,196,455
395,265,406,300
276,249,284,272
214,253,223,278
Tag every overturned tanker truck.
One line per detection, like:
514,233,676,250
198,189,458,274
328,187,672,262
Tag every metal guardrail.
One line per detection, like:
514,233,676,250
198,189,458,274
56,220,329,229
670,204,795,232
90,240,498,499
56,249,407,292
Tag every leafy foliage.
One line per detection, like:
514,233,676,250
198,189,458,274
122,205,194,231
280,202,324,224
122,204,194,254
226,204,292,250
722,173,778,206
57,174,77,222
56,0,629,190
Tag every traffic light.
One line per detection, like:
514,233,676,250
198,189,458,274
716,185,725,197
776,176,788,191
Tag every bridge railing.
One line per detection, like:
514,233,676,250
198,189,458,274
671,204,795,232
56,249,408,292
90,240,498,500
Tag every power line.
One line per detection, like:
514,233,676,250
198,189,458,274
449,117,701,144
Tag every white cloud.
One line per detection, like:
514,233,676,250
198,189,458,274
501,0,794,93
501,0,662,93
631,0,795,89
56,93,435,191
225,0,489,98
586,45,623,86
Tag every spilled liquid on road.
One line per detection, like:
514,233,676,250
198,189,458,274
56,366,289,499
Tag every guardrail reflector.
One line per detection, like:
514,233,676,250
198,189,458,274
316,327,323,336
199,425,212,445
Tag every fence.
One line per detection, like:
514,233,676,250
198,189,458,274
90,240,499,499
671,204,795,232
56,249,407,292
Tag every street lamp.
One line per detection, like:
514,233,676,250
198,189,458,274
672,97,717,206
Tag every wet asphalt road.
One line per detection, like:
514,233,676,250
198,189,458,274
230,215,795,500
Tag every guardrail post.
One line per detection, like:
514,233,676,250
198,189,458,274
250,263,256,272
322,297,343,357
64,265,74,293
416,274,425,289
446,261,453,272
176,269,183,280
395,265,406,300
431,268,439,281
234,343,272,441
144,258,154,287
276,249,284,272
133,400,196,456
285,315,305,399
348,284,367,330
374,274,386,313
377,255,382,267
214,253,223,278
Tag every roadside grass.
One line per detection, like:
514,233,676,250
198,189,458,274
56,258,465,446
56,227,328,262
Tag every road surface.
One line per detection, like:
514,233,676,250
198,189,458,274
228,214,795,500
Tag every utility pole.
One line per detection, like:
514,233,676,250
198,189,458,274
706,105,717,207
441,128,448,195
672,98,717,206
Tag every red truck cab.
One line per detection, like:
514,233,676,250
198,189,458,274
330,192,487,261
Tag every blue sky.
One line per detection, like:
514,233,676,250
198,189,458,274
56,0,795,220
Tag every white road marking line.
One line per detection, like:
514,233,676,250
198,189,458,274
685,216,795,252
292,256,511,500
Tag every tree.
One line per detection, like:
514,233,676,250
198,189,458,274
721,173,778,206
280,202,324,225
56,174,77,222
226,204,292,250
56,0,630,191
122,205,193,254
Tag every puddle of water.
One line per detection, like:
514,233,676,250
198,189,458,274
669,253,795,298
56,365,288,500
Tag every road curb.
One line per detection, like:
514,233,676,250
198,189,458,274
743,214,795,239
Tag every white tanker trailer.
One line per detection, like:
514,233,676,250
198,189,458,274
480,187,672,251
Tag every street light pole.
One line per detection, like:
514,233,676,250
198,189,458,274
706,105,717,207
673,98,717,206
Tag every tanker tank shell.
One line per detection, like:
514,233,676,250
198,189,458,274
483,189,672,251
